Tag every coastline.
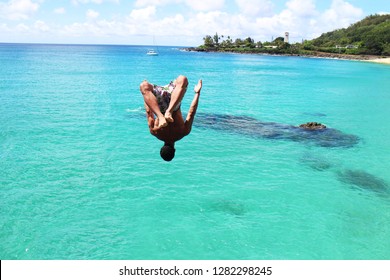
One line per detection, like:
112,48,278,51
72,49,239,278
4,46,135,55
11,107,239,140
365,57,390,65
184,47,389,64
296,52,390,65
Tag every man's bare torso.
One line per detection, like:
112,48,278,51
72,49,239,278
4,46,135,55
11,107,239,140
151,109,187,143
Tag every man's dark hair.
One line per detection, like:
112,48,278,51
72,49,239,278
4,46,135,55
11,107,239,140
160,144,175,161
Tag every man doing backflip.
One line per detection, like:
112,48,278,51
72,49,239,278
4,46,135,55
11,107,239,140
139,75,202,161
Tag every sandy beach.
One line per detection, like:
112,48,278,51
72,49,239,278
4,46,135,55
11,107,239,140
366,57,390,65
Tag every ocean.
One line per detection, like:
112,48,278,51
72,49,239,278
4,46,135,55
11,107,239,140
1,43,389,260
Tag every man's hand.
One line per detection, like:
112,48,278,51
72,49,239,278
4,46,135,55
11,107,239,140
194,79,202,94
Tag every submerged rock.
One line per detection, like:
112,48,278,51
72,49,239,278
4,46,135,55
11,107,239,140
299,122,327,130
195,113,359,148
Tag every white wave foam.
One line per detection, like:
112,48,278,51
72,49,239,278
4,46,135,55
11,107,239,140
126,107,143,113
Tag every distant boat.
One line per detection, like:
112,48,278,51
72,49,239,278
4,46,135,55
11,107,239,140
146,35,159,56
146,49,158,56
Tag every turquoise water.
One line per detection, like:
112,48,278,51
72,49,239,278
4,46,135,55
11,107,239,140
1,43,390,260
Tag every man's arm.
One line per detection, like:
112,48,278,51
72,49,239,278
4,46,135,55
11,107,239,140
184,80,202,135
145,103,158,134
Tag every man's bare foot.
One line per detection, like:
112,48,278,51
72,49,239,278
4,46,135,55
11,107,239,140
164,112,174,123
158,117,168,128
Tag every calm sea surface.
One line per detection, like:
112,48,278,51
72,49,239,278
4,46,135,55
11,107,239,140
1,43,389,260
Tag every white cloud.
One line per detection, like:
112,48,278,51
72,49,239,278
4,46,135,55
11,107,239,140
148,13,186,37
1,0,367,46
135,0,225,11
321,0,363,30
177,0,363,43
260,1,319,40
54,0,364,45
186,11,232,35
286,0,317,17
61,18,138,40
15,22,30,31
54,7,66,14
129,6,156,21
34,20,49,31
235,0,274,17
134,0,179,8
0,0,40,20
232,0,363,42
0,23,11,32
72,0,119,5
184,0,225,11
86,9,100,20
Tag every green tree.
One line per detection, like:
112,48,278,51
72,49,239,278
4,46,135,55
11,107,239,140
234,38,243,47
244,37,255,48
273,37,285,47
213,32,220,46
364,34,383,54
220,35,233,48
382,43,390,56
225,36,233,48
310,14,390,55
302,40,314,50
203,35,214,47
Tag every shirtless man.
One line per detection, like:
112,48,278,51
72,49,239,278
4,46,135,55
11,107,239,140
139,75,202,161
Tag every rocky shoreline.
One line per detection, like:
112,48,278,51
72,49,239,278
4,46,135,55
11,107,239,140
183,47,388,62
291,51,386,61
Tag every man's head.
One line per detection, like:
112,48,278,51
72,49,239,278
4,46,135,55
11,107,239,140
160,144,175,161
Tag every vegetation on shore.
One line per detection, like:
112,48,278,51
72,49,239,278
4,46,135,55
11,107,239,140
190,14,390,58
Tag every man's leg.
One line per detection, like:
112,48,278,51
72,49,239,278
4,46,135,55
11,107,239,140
140,80,167,128
165,75,188,122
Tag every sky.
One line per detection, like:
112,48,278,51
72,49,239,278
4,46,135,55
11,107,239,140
0,0,389,46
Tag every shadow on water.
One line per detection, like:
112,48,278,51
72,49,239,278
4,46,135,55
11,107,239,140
302,112,327,117
300,155,333,171
207,200,246,216
300,157,390,199
300,155,390,198
194,113,359,148
337,170,390,196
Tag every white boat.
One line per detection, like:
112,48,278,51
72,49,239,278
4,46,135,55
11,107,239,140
146,49,158,56
146,35,159,56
